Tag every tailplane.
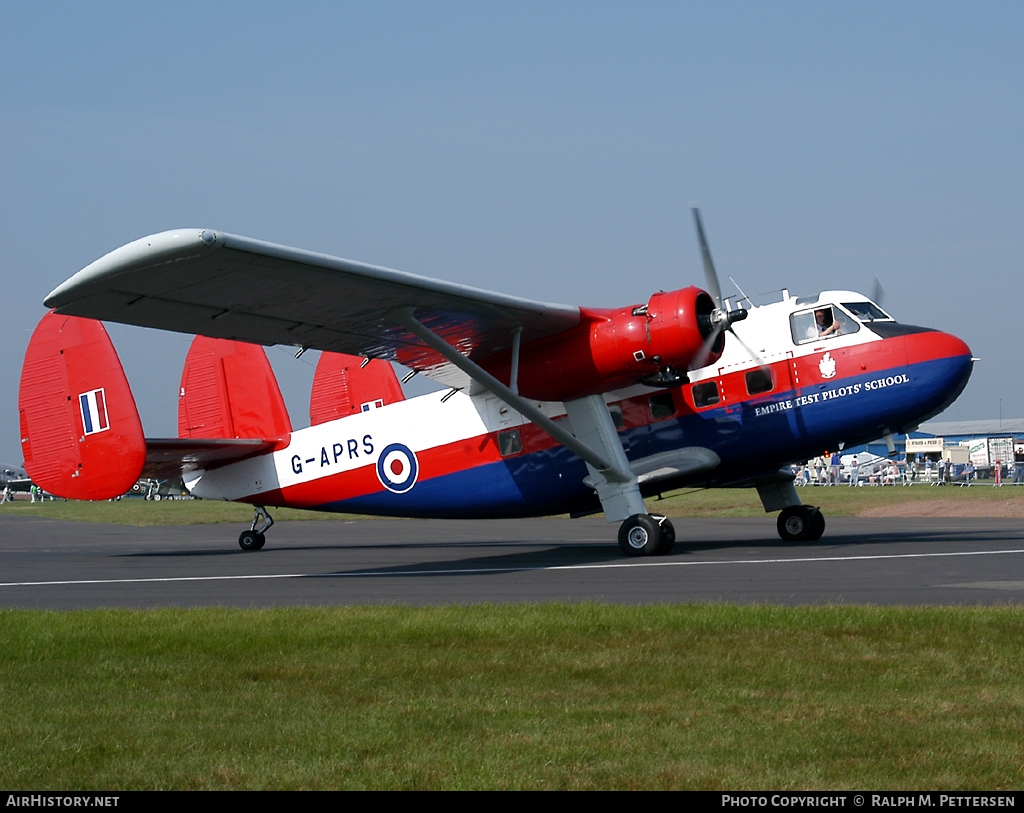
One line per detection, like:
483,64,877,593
19,312,145,499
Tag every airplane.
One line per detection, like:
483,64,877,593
0,462,31,496
17,211,973,554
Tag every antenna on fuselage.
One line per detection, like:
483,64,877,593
728,276,753,308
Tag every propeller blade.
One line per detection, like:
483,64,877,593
692,207,722,308
689,323,724,371
727,326,770,373
871,276,885,307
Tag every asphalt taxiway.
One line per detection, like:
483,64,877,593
2,514,1024,609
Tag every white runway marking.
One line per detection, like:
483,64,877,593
3,547,1024,588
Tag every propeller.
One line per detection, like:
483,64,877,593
871,275,885,307
689,208,751,370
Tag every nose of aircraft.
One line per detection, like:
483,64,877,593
906,328,973,419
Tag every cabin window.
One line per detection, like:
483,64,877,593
790,306,860,345
745,368,773,395
497,429,522,457
649,392,675,420
692,381,719,408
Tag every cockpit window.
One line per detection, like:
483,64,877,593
790,305,860,345
841,302,892,322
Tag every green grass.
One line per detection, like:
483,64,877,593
5,482,1024,524
1,604,1023,790
651,482,1024,517
0,498,366,525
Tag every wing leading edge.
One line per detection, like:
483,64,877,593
45,230,582,391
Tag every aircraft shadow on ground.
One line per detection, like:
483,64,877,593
115,523,1024,576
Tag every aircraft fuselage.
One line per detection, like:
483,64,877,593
184,291,973,520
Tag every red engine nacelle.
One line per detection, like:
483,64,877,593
483,286,721,401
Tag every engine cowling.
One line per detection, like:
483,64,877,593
482,286,721,401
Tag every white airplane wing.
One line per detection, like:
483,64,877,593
45,229,582,391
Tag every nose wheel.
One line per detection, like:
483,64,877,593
238,506,274,551
777,505,825,542
618,514,676,556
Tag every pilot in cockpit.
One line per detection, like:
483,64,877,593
814,307,840,338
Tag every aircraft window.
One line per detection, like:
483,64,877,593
497,429,523,457
692,381,719,408
649,393,675,420
745,368,773,395
842,302,891,322
790,306,860,345
834,308,860,336
608,404,624,429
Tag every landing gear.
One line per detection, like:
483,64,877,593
777,505,825,542
618,514,676,556
238,505,274,551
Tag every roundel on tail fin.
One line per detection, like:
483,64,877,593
18,312,145,500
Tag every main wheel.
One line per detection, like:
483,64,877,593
777,506,825,542
238,530,266,551
808,507,825,541
650,514,676,555
618,514,670,556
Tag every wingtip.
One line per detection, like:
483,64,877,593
44,229,221,308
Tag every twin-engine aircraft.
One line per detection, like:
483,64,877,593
18,212,973,554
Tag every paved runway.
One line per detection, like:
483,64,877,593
2,514,1024,608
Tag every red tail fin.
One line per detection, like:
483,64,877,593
19,312,145,499
178,336,292,439
310,353,405,426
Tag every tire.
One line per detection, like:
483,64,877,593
650,514,676,555
777,506,825,542
618,514,664,556
238,530,266,551
808,507,826,541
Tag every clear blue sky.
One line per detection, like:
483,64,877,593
2,1,1021,464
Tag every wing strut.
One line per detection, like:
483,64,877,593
392,308,635,486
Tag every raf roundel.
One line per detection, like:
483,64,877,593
376,443,419,494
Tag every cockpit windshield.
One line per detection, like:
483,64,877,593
841,302,892,322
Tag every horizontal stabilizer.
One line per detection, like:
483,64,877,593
19,312,145,499
310,353,404,426
179,336,292,439
142,437,282,479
